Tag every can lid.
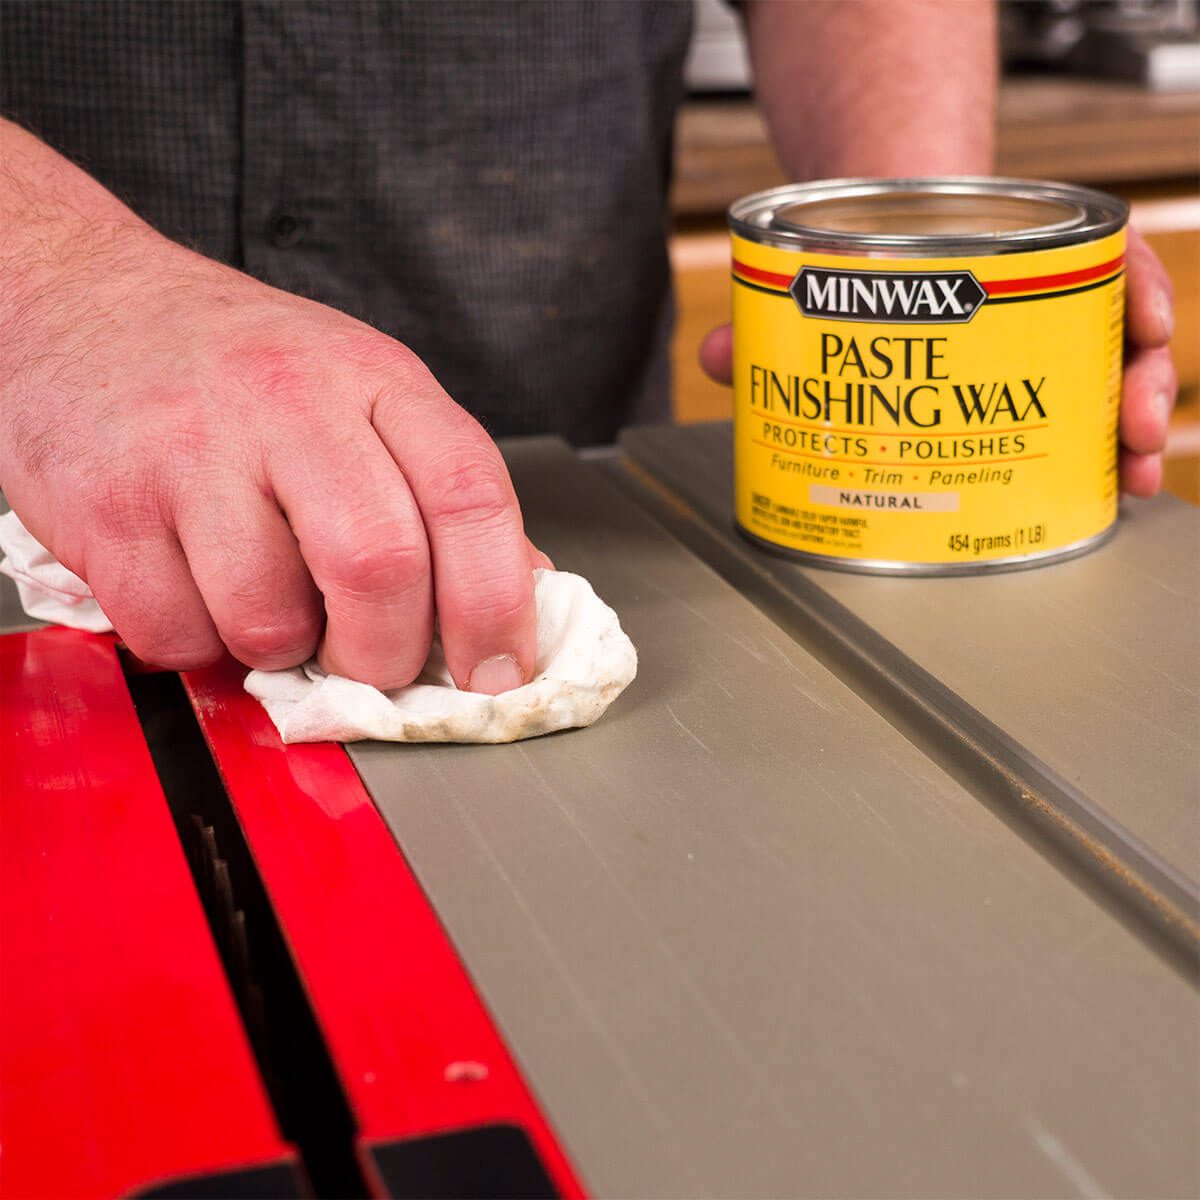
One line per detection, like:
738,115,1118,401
729,177,1128,256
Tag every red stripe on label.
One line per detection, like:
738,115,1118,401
731,260,793,289
733,255,1124,299
980,255,1124,296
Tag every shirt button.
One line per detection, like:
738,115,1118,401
269,211,305,248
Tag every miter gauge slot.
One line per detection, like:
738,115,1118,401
124,661,370,1199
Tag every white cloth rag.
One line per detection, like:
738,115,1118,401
0,510,637,744
0,510,114,633
247,569,637,743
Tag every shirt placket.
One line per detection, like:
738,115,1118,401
239,1,347,291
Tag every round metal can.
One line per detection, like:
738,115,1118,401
728,177,1128,573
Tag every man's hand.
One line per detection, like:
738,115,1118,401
698,229,1178,497
1118,228,1176,496
1,121,540,692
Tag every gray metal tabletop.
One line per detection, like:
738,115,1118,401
619,424,1200,914
347,436,1198,1199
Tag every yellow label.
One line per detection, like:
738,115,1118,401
732,228,1125,568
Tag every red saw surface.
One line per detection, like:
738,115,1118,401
181,656,587,1198
0,628,294,1199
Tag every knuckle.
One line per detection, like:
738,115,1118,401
1155,266,1174,302
104,586,223,671
226,616,320,668
422,456,515,527
222,338,348,425
85,473,159,542
329,535,428,599
338,330,425,377
152,644,225,672
444,568,533,631
225,339,309,400
1163,357,1178,398
319,625,433,691
475,577,533,628
123,630,223,672
337,653,426,693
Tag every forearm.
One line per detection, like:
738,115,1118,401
0,119,162,362
744,0,997,181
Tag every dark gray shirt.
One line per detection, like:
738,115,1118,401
1,1,692,444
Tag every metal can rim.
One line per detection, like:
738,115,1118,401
727,176,1128,257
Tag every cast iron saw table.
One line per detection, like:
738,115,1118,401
2,423,1197,1198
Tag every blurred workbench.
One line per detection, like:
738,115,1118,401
668,76,1200,505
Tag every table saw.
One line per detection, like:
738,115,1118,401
3,424,1197,1198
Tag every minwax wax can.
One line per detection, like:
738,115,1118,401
729,177,1128,573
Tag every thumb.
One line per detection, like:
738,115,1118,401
698,324,734,386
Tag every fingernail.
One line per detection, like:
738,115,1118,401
467,653,524,695
1155,291,1174,341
